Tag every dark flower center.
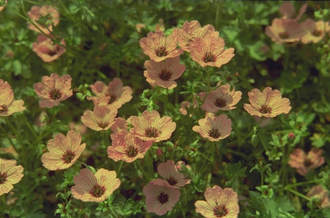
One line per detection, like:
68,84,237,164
214,97,226,108
90,184,106,197
157,192,169,204
106,93,117,104
312,30,322,37
304,158,313,167
279,32,289,39
62,150,75,163
98,121,109,129
0,172,7,184
167,176,178,186
159,70,172,81
209,129,220,138
126,146,139,157
48,45,60,56
203,52,216,63
49,89,62,100
0,104,8,113
155,46,168,57
259,105,272,114
145,127,159,138
213,205,228,217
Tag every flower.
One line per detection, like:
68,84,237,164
195,185,239,218
128,110,176,142
301,19,330,44
179,95,199,117
143,56,186,89
143,182,180,216
152,160,190,189
107,131,152,163
27,5,60,34
32,35,66,62
41,130,86,171
89,78,132,110
173,20,219,52
34,73,73,108
81,105,117,131
279,2,307,21
71,168,121,202
110,117,129,140
139,31,183,62
0,1,6,12
306,185,330,208
193,114,232,142
0,80,25,116
0,158,24,196
243,87,291,118
288,148,324,176
265,18,305,45
199,83,242,113
189,36,235,68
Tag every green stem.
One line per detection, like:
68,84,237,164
0,124,19,154
135,161,150,180
285,179,323,189
25,122,38,139
197,150,213,163
117,161,123,175
285,187,310,201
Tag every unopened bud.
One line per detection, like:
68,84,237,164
251,134,259,147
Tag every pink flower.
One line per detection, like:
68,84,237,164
110,117,129,140
288,148,324,176
279,2,307,21
32,35,66,62
139,31,183,62
301,19,330,44
193,114,232,142
179,95,199,117
306,185,330,208
243,87,291,118
199,83,242,113
0,158,24,196
81,105,117,131
143,56,186,89
143,182,180,216
152,160,190,189
195,185,239,218
71,168,121,202
0,80,25,116
107,131,152,163
34,73,73,108
27,5,60,34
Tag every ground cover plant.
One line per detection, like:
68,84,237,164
0,0,330,217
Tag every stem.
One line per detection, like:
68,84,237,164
285,179,323,189
0,124,19,154
285,187,310,201
117,161,123,174
135,161,150,180
261,170,264,186
25,122,38,139
197,150,213,163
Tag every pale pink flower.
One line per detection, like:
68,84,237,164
128,110,176,142
71,168,121,202
89,78,132,110
139,31,183,62
199,83,242,113
189,36,235,68
107,131,152,163
0,79,25,116
179,96,199,117
301,19,330,44
193,114,232,142
143,182,180,216
152,160,190,189
32,35,66,62
143,56,186,89
288,148,324,176
0,158,24,196
27,5,60,34
173,20,219,52
306,185,330,208
34,73,73,108
81,105,117,131
279,2,307,21
244,87,291,118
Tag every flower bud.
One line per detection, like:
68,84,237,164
251,134,259,147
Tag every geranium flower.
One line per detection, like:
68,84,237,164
244,87,291,118
32,35,66,62
143,56,186,89
301,19,330,44
193,114,232,142
0,79,25,116
143,182,180,216
34,73,73,108
288,148,324,176
306,185,330,208
279,2,307,21
195,185,239,218
110,117,129,140
189,36,235,68
71,168,121,202
152,160,190,189
199,83,242,113
179,95,199,117
128,110,176,142
27,5,60,34
139,31,183,62
173,20,219,52
81,105,117,131
107,131,152,163
0,158,24,196
89,78,132,110
265,18,305,45
41,130,86,171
